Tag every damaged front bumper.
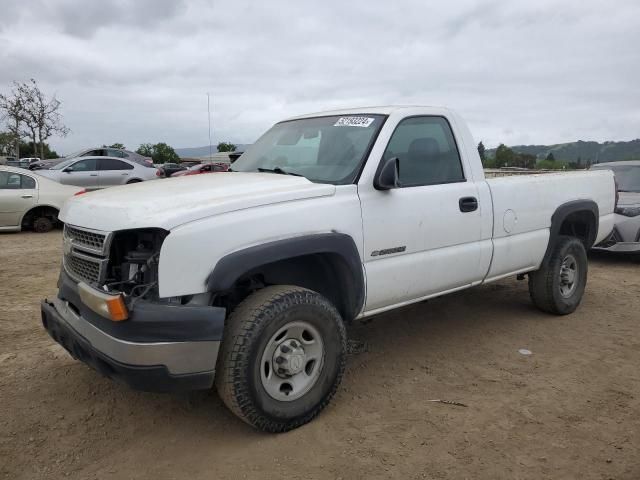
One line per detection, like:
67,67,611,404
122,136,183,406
41,271,226,392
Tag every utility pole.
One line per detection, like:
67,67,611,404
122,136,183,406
207,93,213,162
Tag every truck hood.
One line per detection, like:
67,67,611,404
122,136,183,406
60,172,336,231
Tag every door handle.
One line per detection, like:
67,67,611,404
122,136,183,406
21,194,33,199
459,196,478,212
90,174,98,177
121,173,129,176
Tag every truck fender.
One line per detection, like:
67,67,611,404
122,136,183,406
206,233,365,320
542,200,599,265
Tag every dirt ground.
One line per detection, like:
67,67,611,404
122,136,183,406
1,231,639,480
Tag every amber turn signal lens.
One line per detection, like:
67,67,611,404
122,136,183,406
78,282,129,322
106,296,129,322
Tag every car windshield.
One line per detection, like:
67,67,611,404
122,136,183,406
231,114,386,184
593,164,640,192
50,158,78,170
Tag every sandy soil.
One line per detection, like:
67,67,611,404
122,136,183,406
1,231,639,480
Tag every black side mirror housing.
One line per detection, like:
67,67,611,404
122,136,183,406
374,157,400,190
62,168,71,173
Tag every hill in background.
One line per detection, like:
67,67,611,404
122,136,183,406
487,139,640,165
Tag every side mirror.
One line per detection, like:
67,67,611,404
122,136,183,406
62,168,72,173
374,157,400,190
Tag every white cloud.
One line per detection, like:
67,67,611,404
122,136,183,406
1,0,639,154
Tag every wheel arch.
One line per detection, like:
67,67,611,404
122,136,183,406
543,200,599,264
207,233,365,321
20,204,60,228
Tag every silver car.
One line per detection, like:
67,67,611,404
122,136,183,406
35,156,160,189
591,160,640,253
30,147,153,170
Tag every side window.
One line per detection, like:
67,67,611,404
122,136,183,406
67,159,97,172
22,175,36,189
0,172,24,189
98,159,133,170
107,149,127,158
383,116,465,187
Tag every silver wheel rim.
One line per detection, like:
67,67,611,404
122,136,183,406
260,321,325,402
559,254,578,298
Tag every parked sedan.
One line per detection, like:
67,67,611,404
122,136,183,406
591,160,640,253
170,162,229,177
30,147,153,170
36,156,160,189
0,166,84,232
160,162,186,177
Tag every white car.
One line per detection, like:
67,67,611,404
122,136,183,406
0,166,84,232
41,106,615,432
36,156,160,189
591,160,640,253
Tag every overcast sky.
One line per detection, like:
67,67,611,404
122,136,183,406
1,0,639,154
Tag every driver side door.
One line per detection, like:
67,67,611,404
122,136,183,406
60,158,98,188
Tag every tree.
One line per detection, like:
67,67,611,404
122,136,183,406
477,141,486,162
19,79,69,161
136,143,154,157
494,144,514,167
545,152,555,161
19,140,58,159
0,131,14,156
136,142,179,164
103,143,125,149
0,82,26,159
217,142,237,152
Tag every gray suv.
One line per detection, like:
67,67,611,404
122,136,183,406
591,161,640,253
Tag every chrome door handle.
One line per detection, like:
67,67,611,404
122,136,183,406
121,173,128,176
21,194,33,198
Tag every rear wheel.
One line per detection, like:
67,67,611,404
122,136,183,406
215,285,347,432
529,236,588,315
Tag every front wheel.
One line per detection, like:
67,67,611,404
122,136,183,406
529,236,588,315
215,286,347,432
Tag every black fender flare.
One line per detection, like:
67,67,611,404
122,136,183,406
542,200,599,264
206,233,365,319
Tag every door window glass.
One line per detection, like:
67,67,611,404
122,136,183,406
383,116,465,187
0,172,36,189
98,158,133,170
67,159,97,172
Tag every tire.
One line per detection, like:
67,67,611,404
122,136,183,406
528,235,588,315
215,285,347,432
32,216,53,233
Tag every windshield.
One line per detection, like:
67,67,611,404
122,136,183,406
50,158,78,170
232,114,386,184
593,164,640,192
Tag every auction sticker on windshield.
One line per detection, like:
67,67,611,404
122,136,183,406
334,117,375,128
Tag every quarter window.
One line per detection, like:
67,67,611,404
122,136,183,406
383,116,465,187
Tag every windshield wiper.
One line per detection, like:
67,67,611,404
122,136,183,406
257,167,303,177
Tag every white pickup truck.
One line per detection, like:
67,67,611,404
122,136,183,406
41,106,615,432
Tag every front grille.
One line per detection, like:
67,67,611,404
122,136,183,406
65,253,103,284
64,225,107,254
63,225,111,285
